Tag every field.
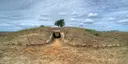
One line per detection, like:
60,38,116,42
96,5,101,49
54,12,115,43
0,27,128,64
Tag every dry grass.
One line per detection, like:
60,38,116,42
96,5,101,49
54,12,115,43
0,27,128,64
0,39,128,64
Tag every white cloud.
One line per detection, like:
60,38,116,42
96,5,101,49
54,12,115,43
108,17,116,21
102,17,116,21
70,18,76,21
88,13,98,17
58,12,67,15
80,22,84,25
0,23,11,27
126,15,128,17
40,14,48,17
83,19,94,24
39,17,50,21
71,11,78,15
106,26,112,29
85,19,93,22
118,19,128,23
20,23,40,27
79,23,84,27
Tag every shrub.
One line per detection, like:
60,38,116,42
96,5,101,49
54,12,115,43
94,33,100,36
40,25,44,27
55,19,65,27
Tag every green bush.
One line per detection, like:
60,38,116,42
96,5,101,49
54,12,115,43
94,33,100,36
85,29,100,36
40,25,44,27
55,19,65,27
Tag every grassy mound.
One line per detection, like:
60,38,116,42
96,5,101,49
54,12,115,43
0,27,128,64
0,26,127,46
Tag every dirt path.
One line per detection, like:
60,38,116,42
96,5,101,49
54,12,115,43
43,39,64,56
50,39,62,48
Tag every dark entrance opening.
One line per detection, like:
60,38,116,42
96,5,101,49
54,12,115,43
53,32,61,38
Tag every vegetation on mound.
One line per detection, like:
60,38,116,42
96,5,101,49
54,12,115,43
3,27,49,41
85,29,101,36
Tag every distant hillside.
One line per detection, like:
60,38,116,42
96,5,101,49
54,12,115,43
0,32,8,36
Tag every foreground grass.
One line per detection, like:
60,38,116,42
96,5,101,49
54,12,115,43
0,43,128,64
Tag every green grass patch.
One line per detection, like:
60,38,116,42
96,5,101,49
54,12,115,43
85,29,101,36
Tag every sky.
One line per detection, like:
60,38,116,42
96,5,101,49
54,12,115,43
0,0,128,31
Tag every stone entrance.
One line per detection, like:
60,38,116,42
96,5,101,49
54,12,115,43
53,32,61,38
46,29,65,43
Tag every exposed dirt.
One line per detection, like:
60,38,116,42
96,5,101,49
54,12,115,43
50,39,62,48
0,38,128,64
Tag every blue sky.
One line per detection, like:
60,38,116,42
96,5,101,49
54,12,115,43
0,0,128,31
